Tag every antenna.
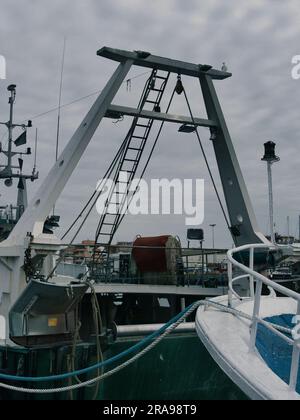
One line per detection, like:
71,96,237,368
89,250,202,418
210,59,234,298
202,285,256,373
33,128,38,172
0,85,37,184
0,85,38,231
55,37,66,162
53,37,66,215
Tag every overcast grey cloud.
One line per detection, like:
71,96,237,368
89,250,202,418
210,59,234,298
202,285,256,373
0,0,300,248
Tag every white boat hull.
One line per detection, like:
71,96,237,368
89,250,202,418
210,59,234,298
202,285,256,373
196,296,300,400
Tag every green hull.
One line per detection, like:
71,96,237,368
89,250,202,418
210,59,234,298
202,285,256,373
0,333,247,400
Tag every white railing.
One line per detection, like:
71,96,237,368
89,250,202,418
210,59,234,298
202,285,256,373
227,243,300,392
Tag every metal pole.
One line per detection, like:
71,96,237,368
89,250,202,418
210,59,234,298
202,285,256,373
249,246,255,299
249,279,263,352
289,301,300,391
201,240,204,286
7,87,15,170
210,224,216,249
262,141,279,244
55,37,66,163
228,260,233,307
210,224,216,264
186,240,190,286
267,161,275,244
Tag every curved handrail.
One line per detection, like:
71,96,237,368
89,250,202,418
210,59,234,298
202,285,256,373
227,243,300,302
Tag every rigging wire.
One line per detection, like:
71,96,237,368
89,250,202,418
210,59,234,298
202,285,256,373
61,136,128,240
90,71,159,270
90,74,174,270
24,70,152,123
62,70,153,242
55,37,67,163
33,128,38,172
53,37,67,215
44,72,155,279
46,136,129,280
182,88,231,231
112,86,177,237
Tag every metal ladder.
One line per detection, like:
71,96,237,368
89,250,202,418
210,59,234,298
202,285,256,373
94,69,170,255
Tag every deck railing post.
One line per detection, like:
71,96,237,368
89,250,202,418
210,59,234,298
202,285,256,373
249,247,255,299
249,279,263,352
289,302,300,391
228,258,233,308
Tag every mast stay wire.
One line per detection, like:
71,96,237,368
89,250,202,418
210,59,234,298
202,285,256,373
61,70,153,241
182,87,231,231
91,71,167,268
24,71,152,123
46,73,155,279
61,134,129,241
91,85,177,269
112,86,177,238
46,135,129,280
53,37,67,215
55,37,67,163
91,71,154,246
108,81,233,247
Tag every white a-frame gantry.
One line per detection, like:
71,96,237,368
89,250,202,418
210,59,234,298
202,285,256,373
0,47,269,341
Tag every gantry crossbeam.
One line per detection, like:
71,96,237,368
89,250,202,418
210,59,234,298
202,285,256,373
97,47,232,80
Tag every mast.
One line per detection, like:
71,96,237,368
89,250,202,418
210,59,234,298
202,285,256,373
7,84,15,171
0,84,38,238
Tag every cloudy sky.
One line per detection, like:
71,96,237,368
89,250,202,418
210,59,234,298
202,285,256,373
0,0,300,248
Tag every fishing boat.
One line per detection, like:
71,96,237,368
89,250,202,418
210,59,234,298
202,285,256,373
0,47,289,400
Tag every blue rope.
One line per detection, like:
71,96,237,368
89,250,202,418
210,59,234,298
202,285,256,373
0,302,196,383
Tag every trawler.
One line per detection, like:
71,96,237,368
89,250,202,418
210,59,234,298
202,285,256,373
0,47,292,400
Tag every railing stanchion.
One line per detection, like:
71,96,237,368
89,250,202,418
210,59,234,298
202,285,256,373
289,302,300,391
228,259,233,308
249,247,255,299
249,279,263,352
